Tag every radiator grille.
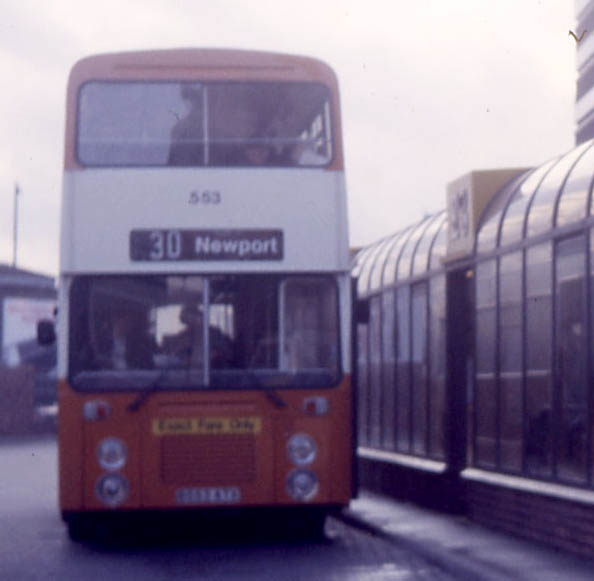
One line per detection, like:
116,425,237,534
160,434,257,485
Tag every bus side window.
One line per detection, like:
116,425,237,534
281,278,338,371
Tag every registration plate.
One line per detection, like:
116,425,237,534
175,486,241,505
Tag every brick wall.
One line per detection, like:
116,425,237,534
466,480,594,558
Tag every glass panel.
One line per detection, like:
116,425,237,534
166,84,206,166
357,241,385,297
381,290,396,450
79,82,190,166
526,375,553,477
475,260,497,467
411,283,428,455
207,83,332,167
476,260,497,310
525,243,553,477
397,218,431,281
357,323,369,447
499,253,523,373
354,246,375,296
555,236,588,483
475,376,497,467
78,82,332,167
499,376,523,472
382,227,413,286
477,172,528,252
499,161,557,247
557,142,594,226
369,237,396,292
475,306,496,374
499,252,523,472
69,274,339,390
526,143,592,238
412,214,444,276
351,246,371,279
429,221,447,271
396,286,410,451
368,296,382,447
428,276,446,459
282,278,338,371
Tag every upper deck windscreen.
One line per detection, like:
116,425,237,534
77,81,332,167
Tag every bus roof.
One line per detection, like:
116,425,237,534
68,49,339,87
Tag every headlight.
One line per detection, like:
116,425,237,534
286,469,319,501
287,433,317,466
97,437,127,471
96,473,130,507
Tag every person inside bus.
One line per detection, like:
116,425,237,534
291,139,329,166
220,139,277,166
229,120,288,166
243,143,273,165
167,84,204,166
110,311,155,370
168,304,233,369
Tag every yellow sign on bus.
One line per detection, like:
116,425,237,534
152,416,262,436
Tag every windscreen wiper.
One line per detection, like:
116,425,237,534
127,369,166,413
263,386,287,409
239,370,287,409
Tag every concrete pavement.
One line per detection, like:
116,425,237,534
341,491,594,581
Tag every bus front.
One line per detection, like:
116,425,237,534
58,50,353,537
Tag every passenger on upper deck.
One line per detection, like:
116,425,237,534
168,85,204,166
291,139,329,166
242,143,275,165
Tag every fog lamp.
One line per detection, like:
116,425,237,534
96,473,130,507
97,437,127,471
287,433,317,466
286,469,319,502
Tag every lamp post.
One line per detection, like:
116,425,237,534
13,183,20,268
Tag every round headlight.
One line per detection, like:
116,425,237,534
287,433,317,466
96,473,130,507
286,469,319,502
97,437,127,471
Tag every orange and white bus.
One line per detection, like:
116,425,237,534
53,49,353,539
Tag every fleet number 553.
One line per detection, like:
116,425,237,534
188,190,221,205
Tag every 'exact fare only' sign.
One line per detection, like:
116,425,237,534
130,229,284,261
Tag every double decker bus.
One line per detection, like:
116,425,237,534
54,49,353,539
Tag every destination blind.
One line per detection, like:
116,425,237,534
130,229,284,261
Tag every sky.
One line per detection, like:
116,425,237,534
0,0,578,276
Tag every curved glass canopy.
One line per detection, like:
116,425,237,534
477,139,594,253
353,212,446,298
353,139,594,295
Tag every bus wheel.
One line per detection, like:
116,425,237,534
291,509,327,540
67,515,113,543
66,516,88,542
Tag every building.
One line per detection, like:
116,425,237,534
576,0,594,142
353,139,594,556
0,265,56,433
